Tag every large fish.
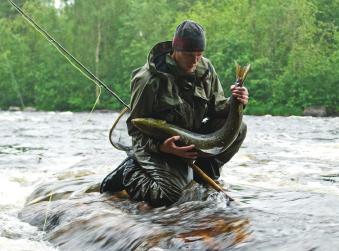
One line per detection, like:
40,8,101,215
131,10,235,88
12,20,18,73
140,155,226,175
132,63,250,157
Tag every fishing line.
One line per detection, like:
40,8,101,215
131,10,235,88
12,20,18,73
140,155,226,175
7,0,106,227
8,0,103,103
8,0,111,133
8,0,240,207
75,85,102,136
7,0,130,110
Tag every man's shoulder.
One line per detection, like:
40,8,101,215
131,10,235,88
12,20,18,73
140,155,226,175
195,56,217,79
200,56,215,72
201,56,212,65
131,65,154,81
131,65,163,90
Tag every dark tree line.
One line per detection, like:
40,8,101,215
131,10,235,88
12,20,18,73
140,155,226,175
0,0,338,115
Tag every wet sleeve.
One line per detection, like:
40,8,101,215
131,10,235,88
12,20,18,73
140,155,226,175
208,63,230,118
127,77,162,154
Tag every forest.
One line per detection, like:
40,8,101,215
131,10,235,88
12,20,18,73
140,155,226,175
0,0,338,115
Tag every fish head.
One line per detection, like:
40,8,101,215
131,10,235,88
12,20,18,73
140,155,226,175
131,118,167,134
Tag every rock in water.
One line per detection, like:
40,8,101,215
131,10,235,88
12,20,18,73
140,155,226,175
20,174,250,250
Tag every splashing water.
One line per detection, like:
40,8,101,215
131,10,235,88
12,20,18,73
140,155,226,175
0,111,338,250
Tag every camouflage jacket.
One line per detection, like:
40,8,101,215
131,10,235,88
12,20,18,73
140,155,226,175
126,41,230,196
127,40,229,151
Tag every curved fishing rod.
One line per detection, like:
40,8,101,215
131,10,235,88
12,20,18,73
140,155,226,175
8,0,130,110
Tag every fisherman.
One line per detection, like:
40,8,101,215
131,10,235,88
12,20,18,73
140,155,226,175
101,20,249,207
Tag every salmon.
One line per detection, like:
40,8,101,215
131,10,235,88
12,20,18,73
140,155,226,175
132,63,250,157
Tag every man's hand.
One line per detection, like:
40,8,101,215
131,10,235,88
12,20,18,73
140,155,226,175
231,85,249,105
159,136,198,159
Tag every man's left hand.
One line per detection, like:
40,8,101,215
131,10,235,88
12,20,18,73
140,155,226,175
230,85,249,105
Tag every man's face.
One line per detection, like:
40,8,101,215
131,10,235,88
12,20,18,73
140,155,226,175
173,51,203,73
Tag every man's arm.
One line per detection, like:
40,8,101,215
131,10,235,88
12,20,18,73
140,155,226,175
231,85,249,105
159,136,198,159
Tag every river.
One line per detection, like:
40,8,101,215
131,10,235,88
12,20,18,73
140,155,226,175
0,111,338,251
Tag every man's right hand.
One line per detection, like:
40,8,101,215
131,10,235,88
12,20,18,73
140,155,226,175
159,136,198,159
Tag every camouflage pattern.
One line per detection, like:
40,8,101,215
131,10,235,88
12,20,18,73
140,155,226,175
124,41,246,207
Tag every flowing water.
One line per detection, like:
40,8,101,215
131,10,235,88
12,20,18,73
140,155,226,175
0,111,338,251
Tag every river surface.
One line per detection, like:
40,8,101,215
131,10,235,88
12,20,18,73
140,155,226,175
0,111,338,251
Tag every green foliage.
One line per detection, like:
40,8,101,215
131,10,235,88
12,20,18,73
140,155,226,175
0,0,338,115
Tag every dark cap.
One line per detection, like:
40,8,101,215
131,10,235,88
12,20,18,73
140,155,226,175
172,20,206,52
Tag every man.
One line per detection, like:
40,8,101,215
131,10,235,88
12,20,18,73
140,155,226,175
101,20,248,207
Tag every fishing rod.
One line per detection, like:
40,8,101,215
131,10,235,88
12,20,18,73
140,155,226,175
9,0,237,203
8,0,130,110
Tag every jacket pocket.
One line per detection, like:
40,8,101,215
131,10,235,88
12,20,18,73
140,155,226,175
154,95,183,124
193,86,209,102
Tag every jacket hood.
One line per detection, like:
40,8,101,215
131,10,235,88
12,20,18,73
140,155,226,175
146,41,172,74
146,41,211,79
